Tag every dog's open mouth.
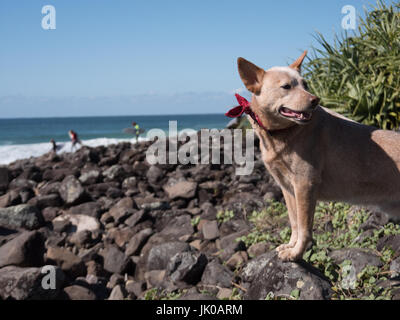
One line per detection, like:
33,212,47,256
279,106,312,122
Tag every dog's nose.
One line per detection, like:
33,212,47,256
310,95,320,108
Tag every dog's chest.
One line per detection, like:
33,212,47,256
261,149,294,193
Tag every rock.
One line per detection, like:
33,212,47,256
200,202,217,220
0,167,9,191
102,245,131,274
108,284,127,300
360,211,389,231
242,251,332,300
135,197,170,211
248,242,269,258
103,165,125,182
167,249,208,285
9,178,36,190
377,235,400,252
42,207,60,222
0,265,65,300
67,202,102,219
107,227,135,247
217,288,233,300
146,166,164,184
226,251,248,270
46,246,86,278
79,170,100,185
124,210,147,227
37,182,61,196
144,270,166,289
33,194,62,209
163,180,197,200
109,197,135,223
200,259,233,288
125,228,153,256
59,175,86,205
0,231,45,268
125,280,145,298
201,220,219,240
69,230,93,248
159,215,194,239
329,248,382,289
52,214,100,233
53,219,72,233
147,242,190,271
63,285,97,300
107,273,124,288
390,257,400,278
0,204,44,230
20,188,34,203
329,248,382,273
122,176,137,189
0,190,20,208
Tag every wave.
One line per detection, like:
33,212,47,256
0,137,148,165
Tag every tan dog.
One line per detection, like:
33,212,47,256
237,51,400,262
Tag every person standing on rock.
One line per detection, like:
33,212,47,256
69,130,82,152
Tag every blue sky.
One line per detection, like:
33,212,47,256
0,0,384,117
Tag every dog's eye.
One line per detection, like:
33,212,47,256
302,80,309,90
281,84,291,90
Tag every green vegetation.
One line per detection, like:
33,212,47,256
238,200,400,300
304,0,400,129
144,288,183,300
216,209,235,223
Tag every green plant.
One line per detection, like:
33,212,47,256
304,0,400,129
216,210,235,223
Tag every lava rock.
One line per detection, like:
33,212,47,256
102,245,131,275
242,251,333,300
0,231,45,268
167,249,208,285
125,228,153,256
0,265,65,300
0,204,44,230
163,180,197,200
59,175,86,205
147,242,191,271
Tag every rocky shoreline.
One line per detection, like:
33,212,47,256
0,133,400,300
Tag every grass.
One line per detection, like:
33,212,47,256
237,200,400,300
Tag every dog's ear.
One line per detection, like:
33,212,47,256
237,57,265,95
289,50,307,72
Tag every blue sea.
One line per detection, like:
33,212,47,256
0,114,231,165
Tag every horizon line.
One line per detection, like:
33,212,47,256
0,112,226,121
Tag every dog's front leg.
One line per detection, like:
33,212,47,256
276,189,298,252
278,183,316,262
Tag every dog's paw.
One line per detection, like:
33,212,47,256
275,243,295,252
277,247,303,262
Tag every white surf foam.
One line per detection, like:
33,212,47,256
0,137,148,165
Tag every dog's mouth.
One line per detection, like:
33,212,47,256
278,106,312,123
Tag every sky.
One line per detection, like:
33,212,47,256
0,0,386,118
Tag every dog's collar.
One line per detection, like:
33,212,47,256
225,94,271,133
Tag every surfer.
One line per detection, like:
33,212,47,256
50,139,59,153
132,121,140,143
68,130,82,151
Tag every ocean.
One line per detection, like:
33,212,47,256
0,114,231,165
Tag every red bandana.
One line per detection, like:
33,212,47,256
225,94,268,131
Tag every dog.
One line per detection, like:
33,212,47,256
236,51,400,262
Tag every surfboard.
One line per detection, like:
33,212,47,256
123,128,145,135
